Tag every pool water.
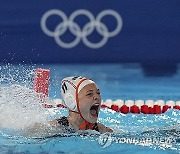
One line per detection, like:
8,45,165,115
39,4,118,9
0,63,179,153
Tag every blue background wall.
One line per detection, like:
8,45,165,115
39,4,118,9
0,0,180,65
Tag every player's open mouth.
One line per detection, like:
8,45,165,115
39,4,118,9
90,103,99,117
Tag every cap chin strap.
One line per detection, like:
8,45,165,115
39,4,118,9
79,121,95,130
72,78,95,130
69,110,95,130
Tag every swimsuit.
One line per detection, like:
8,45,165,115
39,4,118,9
56,116,99,132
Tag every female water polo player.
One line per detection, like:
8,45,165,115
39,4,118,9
22,76,112,137
49,76,113,133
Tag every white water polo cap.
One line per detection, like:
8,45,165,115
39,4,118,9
61,76,95,112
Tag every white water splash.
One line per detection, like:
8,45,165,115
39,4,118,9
0,85,49,130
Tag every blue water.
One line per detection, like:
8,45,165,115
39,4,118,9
0,63,179,153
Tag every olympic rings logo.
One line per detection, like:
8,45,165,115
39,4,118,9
41,9,123,49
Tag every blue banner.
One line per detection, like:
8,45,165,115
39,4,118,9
0,0,180,64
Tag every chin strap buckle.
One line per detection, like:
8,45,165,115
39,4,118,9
79,121,94,130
